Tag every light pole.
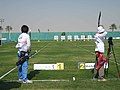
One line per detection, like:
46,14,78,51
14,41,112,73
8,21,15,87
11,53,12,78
0,18,4,46
47,29,50,41
38,29,40,42
0,18,4,26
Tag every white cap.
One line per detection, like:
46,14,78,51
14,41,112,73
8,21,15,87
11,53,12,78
97,26,105,33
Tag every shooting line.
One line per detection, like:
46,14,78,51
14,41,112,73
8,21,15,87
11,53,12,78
0,43,50,80
9,79,70,82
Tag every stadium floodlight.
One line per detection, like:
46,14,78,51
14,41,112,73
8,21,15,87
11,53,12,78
38,29,40,42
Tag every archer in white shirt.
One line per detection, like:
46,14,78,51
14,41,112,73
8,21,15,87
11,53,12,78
93,25,107,81
15,25,32,83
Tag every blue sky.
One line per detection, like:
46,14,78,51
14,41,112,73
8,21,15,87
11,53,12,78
0,0,120,32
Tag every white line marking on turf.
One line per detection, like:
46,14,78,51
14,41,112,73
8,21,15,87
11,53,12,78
29,43,50,58
0,43,50,80
32,79,69,82
0,66,17,80
7,78,120,82
78,78,120,82
9,79,70,82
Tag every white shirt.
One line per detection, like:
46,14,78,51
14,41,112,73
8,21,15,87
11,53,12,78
16,33,31,52
94,31,107,53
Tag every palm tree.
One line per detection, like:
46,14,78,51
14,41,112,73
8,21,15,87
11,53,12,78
109,23,117,32
0,26,3,31
5,26,12,40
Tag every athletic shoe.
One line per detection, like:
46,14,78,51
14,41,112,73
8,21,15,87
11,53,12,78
92,77,97,81
18,79,23,82
22,80,33,83
98,78,107,81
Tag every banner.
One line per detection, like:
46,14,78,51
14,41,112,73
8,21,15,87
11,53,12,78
34,63,64,70
78,62,108,69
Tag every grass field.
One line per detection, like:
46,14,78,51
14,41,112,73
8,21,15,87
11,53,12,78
0,40,120,90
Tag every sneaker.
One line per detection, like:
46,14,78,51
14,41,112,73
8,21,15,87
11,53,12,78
18,79,23,82
98,78,107,81
22,80,33,83
92,77,97,81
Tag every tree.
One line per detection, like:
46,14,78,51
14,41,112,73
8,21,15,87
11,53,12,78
119,25,120,30
61,32,66,36
109,23,117,32
5,26,12,40
0,26,3,31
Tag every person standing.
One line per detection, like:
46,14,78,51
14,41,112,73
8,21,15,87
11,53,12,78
93,25,107,81
16,25,32,83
